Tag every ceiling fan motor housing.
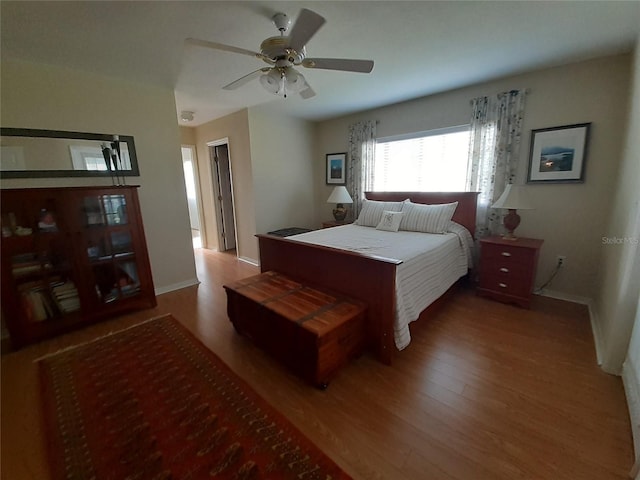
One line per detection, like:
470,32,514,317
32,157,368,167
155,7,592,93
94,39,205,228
260,37,305,64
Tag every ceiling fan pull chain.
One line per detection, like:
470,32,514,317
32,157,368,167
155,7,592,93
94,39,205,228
280,70,287,98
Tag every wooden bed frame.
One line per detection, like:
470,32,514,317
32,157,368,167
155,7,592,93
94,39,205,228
256,192,479,365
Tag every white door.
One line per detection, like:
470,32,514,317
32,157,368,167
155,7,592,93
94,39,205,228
210,143,237,251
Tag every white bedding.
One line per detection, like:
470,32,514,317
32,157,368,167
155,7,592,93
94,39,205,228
289,222,474,350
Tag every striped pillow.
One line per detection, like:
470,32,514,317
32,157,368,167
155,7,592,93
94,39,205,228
355,199,406,227
399,201,458,234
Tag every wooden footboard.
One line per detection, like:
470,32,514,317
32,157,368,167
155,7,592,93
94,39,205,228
256,234,401,365
256,191,479,365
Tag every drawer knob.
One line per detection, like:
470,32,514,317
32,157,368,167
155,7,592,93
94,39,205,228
498,283,508,288
501,252,512,257
500,267,509,273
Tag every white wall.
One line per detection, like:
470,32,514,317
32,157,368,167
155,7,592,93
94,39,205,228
248,105,317,234
315,54,632,302
192,109,258,262
1,59,197,293
184,105,315,264
600,37,640,373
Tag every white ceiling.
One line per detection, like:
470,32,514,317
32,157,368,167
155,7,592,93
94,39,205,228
2,1,639,126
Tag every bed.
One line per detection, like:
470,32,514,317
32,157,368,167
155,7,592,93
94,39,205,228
256,191,479,365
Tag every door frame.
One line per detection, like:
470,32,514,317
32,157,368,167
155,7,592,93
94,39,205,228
206,138,238,253
180,144,206,248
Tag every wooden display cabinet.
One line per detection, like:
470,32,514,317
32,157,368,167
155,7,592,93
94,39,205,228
1,186,156,348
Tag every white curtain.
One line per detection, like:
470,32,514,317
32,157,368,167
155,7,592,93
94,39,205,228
347,120,377,220
467,89,527,237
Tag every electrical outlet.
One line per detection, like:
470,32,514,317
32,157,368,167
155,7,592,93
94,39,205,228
556,255,566,267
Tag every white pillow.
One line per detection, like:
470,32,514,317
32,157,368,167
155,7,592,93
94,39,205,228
355,199,406,227
376,211,403,232
399,201,458,234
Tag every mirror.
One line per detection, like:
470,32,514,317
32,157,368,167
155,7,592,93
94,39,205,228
0,128,140,178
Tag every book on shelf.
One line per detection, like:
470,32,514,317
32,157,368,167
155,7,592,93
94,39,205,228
21,289,52,322
18,279,81,320
51,281,80,313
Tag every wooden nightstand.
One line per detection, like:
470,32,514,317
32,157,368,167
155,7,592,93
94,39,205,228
322,220,349,228
477,236,543,308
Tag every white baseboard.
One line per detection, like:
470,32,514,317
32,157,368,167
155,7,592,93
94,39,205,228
537,289,604,366
238,256,259,267
154,278,200,296
537,288,590,305
623,358,640,477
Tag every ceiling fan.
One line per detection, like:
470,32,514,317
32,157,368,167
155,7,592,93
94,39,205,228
186,8,374,99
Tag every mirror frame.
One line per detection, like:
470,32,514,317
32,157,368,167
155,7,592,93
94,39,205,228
0,127,140,179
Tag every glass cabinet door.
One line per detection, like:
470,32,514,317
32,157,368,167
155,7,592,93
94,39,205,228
81,193,142,305
2,193,80,325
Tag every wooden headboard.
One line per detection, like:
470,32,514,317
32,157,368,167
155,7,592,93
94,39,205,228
365,191,479,238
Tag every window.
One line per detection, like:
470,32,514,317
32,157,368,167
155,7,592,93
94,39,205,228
373,125,471,192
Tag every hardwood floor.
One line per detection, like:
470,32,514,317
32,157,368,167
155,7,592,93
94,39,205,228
1,249,634,479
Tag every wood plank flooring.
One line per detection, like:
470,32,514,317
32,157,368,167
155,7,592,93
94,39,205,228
1,249,634,479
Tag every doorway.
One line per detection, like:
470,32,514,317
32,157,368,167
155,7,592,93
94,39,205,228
180,145,203,249
208,140,237,252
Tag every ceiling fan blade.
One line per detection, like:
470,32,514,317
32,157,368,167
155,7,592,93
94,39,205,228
223,68,270,90
186,38,268,61
302,58,374,73
299,82,316,99
287,9,326,52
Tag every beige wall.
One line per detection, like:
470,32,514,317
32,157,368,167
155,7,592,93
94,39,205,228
180,126,196,145
192,109,258,262
315,54,632,300
247,105,317,233
598,39,640,373
0,59,197,293
188,106,316,263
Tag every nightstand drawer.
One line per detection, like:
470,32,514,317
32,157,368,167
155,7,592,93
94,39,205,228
478,260,531,280
478,273,530,297
480,244,535,267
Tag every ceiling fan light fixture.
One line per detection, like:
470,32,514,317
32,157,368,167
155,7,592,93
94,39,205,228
284,68,305,93
259,68,305,98
259,69,281,94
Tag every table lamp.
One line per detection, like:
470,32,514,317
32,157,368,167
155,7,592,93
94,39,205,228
491,184,533,240
327,186,353,221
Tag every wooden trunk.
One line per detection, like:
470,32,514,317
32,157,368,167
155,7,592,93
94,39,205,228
224,271,366,388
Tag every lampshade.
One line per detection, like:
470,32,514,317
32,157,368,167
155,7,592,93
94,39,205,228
491,184,533,210
327,186,353,204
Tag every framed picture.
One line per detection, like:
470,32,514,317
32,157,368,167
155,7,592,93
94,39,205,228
326,152,347,185
527,123,591,183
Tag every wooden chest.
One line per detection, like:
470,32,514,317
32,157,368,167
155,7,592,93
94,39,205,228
477,236,543,308
223,271,366,388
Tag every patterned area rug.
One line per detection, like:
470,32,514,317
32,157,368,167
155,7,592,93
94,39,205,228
39,314,351,480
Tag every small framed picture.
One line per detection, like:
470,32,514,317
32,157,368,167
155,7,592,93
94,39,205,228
326,152,347,185
527,123,591,183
